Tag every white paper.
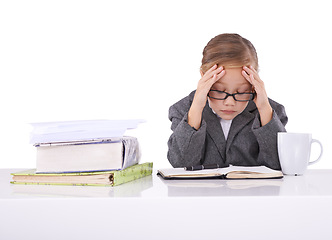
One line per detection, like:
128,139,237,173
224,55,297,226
30,119,145,144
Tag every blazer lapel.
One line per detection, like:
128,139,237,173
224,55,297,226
226,101,256,153
202,105,227,161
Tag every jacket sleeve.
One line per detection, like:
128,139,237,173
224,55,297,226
167,103,207,168
251,100,288,170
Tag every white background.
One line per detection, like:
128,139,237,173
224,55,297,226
0,0,331,170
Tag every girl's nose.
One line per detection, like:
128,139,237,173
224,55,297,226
223,95,236,106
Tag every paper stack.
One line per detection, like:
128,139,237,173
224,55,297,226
29,119,145,144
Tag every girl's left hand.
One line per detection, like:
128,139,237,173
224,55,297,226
242,66,273,126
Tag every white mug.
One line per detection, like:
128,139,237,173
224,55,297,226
277,132,323,175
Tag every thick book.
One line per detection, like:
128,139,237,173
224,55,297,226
11,162,153,187
35,136,140,173
157,165,283,180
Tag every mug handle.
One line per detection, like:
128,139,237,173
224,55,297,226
308,139,323,165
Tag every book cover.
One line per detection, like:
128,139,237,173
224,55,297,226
11,162,153,187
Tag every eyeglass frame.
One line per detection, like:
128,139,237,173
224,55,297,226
207,89,256,102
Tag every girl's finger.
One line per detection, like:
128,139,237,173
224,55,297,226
206,64,217,73
215,69,226,80
243,66,261,86
249,65,256,71
249,65,259,74
203,64,218,78
247,66,263,84
243,66,255,76
249,73,256,86
241,69,252,84
208,69,225,86
203,65,223,81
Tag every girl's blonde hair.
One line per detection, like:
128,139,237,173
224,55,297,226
201,33,258,74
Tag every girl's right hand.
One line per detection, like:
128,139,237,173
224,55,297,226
188,64,225,129
193,64,225,110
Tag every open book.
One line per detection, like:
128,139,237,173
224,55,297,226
157,165,283,180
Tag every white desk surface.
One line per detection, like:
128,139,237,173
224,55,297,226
1,168,332,240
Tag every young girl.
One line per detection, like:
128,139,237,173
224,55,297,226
167,33,288,170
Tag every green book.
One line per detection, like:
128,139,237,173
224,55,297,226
11,162,153,187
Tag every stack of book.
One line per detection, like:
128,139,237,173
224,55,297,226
11,119,153,186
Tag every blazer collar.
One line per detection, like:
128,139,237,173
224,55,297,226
202,104,226,160
203,100,257,159
226,101,256,153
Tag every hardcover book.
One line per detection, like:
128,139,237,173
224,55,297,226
35,136,140,173
11,162,153,187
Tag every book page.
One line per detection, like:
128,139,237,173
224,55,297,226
224,165,282,174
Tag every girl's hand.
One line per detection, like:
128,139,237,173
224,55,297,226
242,66,273,126
188,64,225,129
194,64,225,110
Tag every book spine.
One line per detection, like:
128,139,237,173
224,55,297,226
121,137,141,169
112,162,153,186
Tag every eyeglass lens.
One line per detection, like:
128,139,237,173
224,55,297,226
208,91,254,101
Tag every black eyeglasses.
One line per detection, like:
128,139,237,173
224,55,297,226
208,90,256,102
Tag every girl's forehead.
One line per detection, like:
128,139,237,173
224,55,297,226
215,78,250,85
213,68,251,89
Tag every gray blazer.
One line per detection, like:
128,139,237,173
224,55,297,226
167,91,288,170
